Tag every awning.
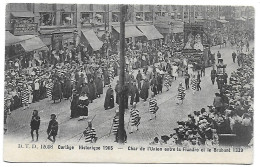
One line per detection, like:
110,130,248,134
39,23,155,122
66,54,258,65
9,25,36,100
5,31,22,46
113,26,144,38
18,35,48,52
216,19,229,24
137,25,163,40
11,11,35,18
81,29,103,51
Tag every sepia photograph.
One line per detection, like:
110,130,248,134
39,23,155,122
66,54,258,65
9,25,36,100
3,1,255,163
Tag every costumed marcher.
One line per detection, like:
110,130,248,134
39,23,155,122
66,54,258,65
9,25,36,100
46,79,53,100
70,90,79,119
104,85,114,110
95,74,103,98
33,78,40,103
63,76,72,100
190,75,197,94
149,93,159,120
184,72,190,90
83,120,97,143
129,81,140,106
52,78,62,103
112,109,119,142
88,77,97,103
129,102,141,134
30,110,40,142
136,70,143,90
47,114,58,143
157,73,163,93
150,75,158,96
21,83,30,110
211,66,217,85
78,92,89,121
140,78,150,101
197,71,201,91
177,82,185,105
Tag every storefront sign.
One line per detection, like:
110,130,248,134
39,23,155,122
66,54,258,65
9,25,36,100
13,23,38,36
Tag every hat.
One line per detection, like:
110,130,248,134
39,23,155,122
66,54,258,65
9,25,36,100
51,114,56,118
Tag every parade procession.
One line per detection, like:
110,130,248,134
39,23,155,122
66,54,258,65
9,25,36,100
4,3,254,148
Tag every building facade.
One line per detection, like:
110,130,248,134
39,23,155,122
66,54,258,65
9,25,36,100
6,3,254,51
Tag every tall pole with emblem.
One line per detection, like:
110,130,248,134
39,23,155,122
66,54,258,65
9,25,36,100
118,4,127,144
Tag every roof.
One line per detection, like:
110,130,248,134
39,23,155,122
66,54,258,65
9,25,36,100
137,25,163,40
81,29,103,51
5,31,22,46
18,35,48,52
11,11,35,18
113,26,144,38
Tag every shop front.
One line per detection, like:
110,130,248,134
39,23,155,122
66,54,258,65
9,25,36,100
40,28,77,51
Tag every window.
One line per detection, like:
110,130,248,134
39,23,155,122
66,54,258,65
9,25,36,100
95,12,104,23
144,12,153,21
136,12,143,21
184,12,188,19
40,12,55,26
112,12,120,22
81,12,93,23
61,13,74,26
126,11,133,22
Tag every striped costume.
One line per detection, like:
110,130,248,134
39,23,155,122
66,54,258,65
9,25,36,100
46,82,54,99
130,109,141,127
164,74,171,88
21,88,29,104
177,86,186,100
83,128,97,143
149,98,158,114
108,68,114,82
112,115,119,135
191,78,197,91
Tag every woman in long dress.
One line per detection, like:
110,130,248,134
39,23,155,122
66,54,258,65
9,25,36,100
78,92,89,121
46,79,53,100
104,85,114,110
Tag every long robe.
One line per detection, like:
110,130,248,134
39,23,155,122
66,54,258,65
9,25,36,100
70,94,79,118
88,81,96,102
95,76,103,95
52,81,62,101
130,84,140,105
140,80,149,100
63,79,72,99
78,96,89,116
104,87,114,110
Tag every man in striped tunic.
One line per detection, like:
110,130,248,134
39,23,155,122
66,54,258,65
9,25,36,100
149,93,159,120
83,121,97,144
129,103,141,134
112,110,119,142
177,82,186,105
190,75,197,95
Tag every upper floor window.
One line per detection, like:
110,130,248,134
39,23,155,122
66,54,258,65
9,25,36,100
95,12,104,23
39,12,55,26
81,12,93,23
112,12,120,22
61,12,74,26
144,12,153,21
136,12,143,21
